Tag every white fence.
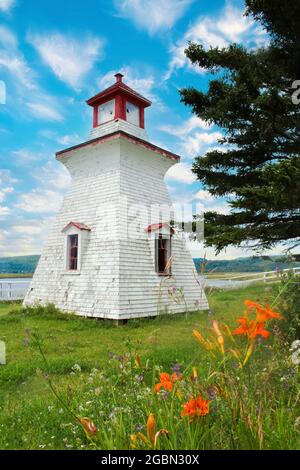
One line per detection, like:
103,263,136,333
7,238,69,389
204,266,300,289
0,267,299,300
0,279,31,300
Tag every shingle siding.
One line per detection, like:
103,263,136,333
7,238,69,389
24,136,208,318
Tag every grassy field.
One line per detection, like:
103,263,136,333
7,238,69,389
0,284,298,450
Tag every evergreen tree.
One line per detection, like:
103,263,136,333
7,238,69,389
180,0,300,253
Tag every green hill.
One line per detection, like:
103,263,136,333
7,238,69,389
0,255,40,274
194,255,299,273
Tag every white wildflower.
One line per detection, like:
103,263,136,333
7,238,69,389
290,340,300,365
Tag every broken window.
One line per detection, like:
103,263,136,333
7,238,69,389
155,235,171,275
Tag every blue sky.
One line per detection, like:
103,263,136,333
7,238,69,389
0,0,279,259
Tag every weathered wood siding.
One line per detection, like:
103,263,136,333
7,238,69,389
24,136,208,318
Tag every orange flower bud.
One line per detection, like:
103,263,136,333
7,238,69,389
147,413,155,446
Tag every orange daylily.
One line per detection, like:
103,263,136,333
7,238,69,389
147,413,155,446
233,317,270,339
244,300,283,323
212,320,225,354
182,395,210,419
131,413,169,449
78,417,98,438
154,372,181,393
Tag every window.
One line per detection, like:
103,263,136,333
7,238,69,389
155,235,171,275
98,99,115,124
68,234,78,270
126,101,139,126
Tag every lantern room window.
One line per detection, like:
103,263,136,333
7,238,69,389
98,99,115,124
126,101,139,126
155,235,171,275
68,234,78,271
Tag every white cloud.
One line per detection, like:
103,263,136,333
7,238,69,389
11,219,50,236
114,0,193,34
160,116,222,159
97,66,165,108
0,217,55,256
182,131,223,157
0,205,10,217
57,134,80,146
0,25,17,48
0,169,17,186
0,171,16,218
159,116,210,137
15,189,63,214
194,189,214,202
0,0,15,12
166,1,268,79
0,26,36,89
166,163,196,184
29,32,104,88
12,148,41,163
0,186,13,203
39,130,80,146
26,100,63,121
33,161,71,191
0,26,63,122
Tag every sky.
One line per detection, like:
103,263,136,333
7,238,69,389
0,0,284,259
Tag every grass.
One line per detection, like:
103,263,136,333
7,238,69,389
0,273,33,279
0,284,298,450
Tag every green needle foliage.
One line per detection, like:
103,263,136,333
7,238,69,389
180,0,300,253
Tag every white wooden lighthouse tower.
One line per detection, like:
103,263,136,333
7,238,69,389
24,74,208,319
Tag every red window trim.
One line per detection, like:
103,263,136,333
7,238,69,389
68,234,78,271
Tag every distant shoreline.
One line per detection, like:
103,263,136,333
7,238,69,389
0,273,33,279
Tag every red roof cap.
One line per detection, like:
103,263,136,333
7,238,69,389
62,222,91,232
145,223,175,234
86,74,152,108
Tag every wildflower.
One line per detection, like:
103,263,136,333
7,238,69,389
244,300,283,323
233,317,269,339
182,396,210,419
207,386,216,401
290,340,300,365
78,417,98,439
212,320,225,354
135,354,142,368
191,366,198,382
131,413,169,449
243,340,255,367
147,413,155,446
171,362,181,375
154,372,181,393
193,330,214,351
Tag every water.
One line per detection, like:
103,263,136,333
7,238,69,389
0,278,31,300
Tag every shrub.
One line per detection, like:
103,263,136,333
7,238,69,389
273,273,300,341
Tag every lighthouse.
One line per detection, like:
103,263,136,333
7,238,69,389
24,74,208,319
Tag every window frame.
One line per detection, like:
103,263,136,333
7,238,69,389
68,234,79,271
155,234,172,276
126,100,140,126
98,99,116,125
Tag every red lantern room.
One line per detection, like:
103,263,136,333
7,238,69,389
86,73,152,130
